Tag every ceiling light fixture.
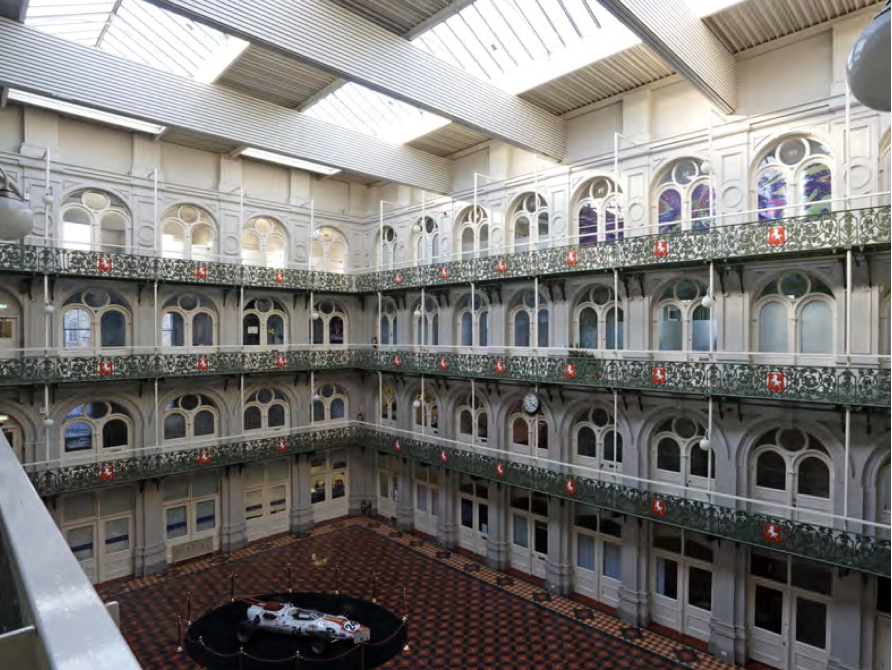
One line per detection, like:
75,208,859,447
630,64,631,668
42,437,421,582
7,90,166,135
237,148,341,176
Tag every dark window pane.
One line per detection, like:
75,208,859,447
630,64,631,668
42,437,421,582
194,410,215,436
192,312,214,346
750,551,788,583
243,314,261,346
600,517,622,538
754,585,784,634
690,445,714,478
244,406,262,431
756,451,787,490
878,578,890,614
797,457,830,498
478,503,488,534
688,566,712,611
268,404,285,427
531,492,548,517
64,421,92,451
791,560,833,596
656,557,678,599
100,310,126,347
577,426,597,457
267,314,285,346
574,505,599,532
461,498,473,529
102,419,128,448
684,537,714,563
795,598,827,649
657,438,681,472
329,316,344,344
534,520,548,555
653,528,682,554
164,414,186,440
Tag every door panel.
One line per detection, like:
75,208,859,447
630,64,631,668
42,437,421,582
750,582,787,670
101,516,133,582
67,524,97,584
684,565,712,642
876,616,891,670
0,317,17,358
792,597,828,670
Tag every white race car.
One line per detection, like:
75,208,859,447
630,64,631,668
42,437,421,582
237,600,371,652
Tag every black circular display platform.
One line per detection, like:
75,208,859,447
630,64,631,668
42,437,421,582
185,592,407,670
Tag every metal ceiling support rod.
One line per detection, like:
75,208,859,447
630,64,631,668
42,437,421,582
533,275,539,351
154,379,159,448
153,280,158,351
709,261,714,355
473,173,497,254
44,147,52,241
239,287,245,347
845,87,852,364
706,398,713,502
612,390,618,485
613,269,619,352
471,378,477,446
240,374,245,436
43,274,50,351
613,132,638,196
151,168,158,254
421,375,425,437
377,371,382,429
844,408,851,522
420,287,426,350
377,292,382,348
310,370,315,427
471,282,476,348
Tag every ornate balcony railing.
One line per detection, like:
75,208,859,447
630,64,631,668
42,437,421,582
3,349,888,407
28,424,890,578
1,207,887,293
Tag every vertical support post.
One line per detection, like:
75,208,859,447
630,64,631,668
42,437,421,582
420,287,426,349
377,371,382,429
706,398,713,501
845,86,851,208
420,375,425,437
240,374,245,436
287,564,292,592
613,269,619,353
309,199,315,272
471,282,476,349
44,147,52,244
844,408,851,522
378,200,384,272
230,572,236,602
310,370,315,426
709,261,715,355
152,168,158,255
154,379,159,448
153,280,159,351
238,287,244,347
186,591,192,625
846,249,852,362
175,614,183,653
377,291,382,346
43,274,50,351
239,187,244,238
533,276,539,351
471,379,476,446
43,384,51,460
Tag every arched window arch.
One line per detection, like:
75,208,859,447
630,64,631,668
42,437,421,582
651,416,712,491
244,388,288,432
756,136,833,220
755,272,834,354
164,394,218,442
243,298,287,347
573,285,624,350
881,293,891,357
510,289,550,348
412,389,439,434
750,428,833,516
654,280,715,352
456,293,489,347
412,216,440,265
312,300,347,345
242,216,287,268
509,193,549,254
413,296,439,346
313,383,348,422
573,406,622,471
161,294,216,347
380,385,397,425
380,299,398,346
63,401,132,456
62,288,130,349
878,462,891,527
311,227,348,273
508,401,548,456
456,394,487,443
455,206,489,261
880,135,890,206
574,177,624,245
655,158,712,234
61,189,130,253
161,204,216,261
376,226,397,270
1,416,25,463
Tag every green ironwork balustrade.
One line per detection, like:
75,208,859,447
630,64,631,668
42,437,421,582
0,207,887,293
28,425,890,578
1,349,888,407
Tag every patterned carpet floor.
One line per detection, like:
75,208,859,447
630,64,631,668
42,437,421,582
98,518,735,670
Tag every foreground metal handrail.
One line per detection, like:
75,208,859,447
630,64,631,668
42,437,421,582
0,433,141,670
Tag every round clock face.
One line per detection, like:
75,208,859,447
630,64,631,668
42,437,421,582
523,391,540,415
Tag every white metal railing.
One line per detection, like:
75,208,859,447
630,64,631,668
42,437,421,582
0,432,141,670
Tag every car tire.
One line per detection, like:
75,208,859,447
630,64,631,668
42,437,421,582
236,621,256,645
309,639,329,656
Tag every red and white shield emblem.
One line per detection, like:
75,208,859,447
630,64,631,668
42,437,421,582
394,273,402,286
99,464,115,481
393,355,401,368
495,463,505,478
197,357,209,372
277,439,287,452
276,354,287,368
198,451,211,465
565,363,576,379
439,267,448,280
764,523,783,543
652,367,667,385
494,360,505,375
97,257,113,272
496,260,507,274
439,450,448,463
195,266,208,279
438,357,448,371
566,250,578,267
768,226,787,246
651,499,667,516
98,361,114,376
653,240,669,258
564,479,576,495
767,371,786,392
275,270,285,284
394,439,401,452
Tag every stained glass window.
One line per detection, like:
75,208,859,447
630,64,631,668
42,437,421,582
658,188,682,234
756,137,832,220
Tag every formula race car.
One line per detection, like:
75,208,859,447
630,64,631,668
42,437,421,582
237,599,371,653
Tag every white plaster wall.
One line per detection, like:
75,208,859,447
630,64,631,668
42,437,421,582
565,102,622,163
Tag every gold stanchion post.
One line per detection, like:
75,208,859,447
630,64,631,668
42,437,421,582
334,564,340,594
371,572,378,603
239,646,245,670
186,591,192,625
294,650,301,668
287,563,293,593
402,586,408,621
175,614,183,653
230,572,237,602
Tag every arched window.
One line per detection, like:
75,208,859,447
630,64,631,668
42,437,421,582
61,189,130,253
510,289,550,348
63,401,132,456
509,193,549,254
312,300,347,345
756,136,833,220
313,383,348,422
412,216,440,265
243,298,287,347
751,428,832,515
652,416,713,490
244,388,289,432
161,204,216,261
879,463,891,526
456,293,489,347
380,299,398,346
163,394,218,441
574,177,624,245
655,280,715,352
241,216,287,268
62,288,130,349
655,158,712,234
881,294,891,357
455,206,489,261
413,389,439,434
310,227,348,273
413,296,439,346
756,273,834,354
380,385,397,425
573,285,624,350
880,136,890,206
509,402,548,456
573,406,622,471
376,226,397,270
456,394,487,443
161,294,216,347
1,417,24,463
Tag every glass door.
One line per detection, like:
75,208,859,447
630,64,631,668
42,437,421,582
66,523,97,583
99,515,133,582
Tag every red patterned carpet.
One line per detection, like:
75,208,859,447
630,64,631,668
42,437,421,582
98,519,732,670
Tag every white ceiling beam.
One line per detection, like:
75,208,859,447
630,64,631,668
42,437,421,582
596,0,739,113
145,0,568,160
0,19,453,193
